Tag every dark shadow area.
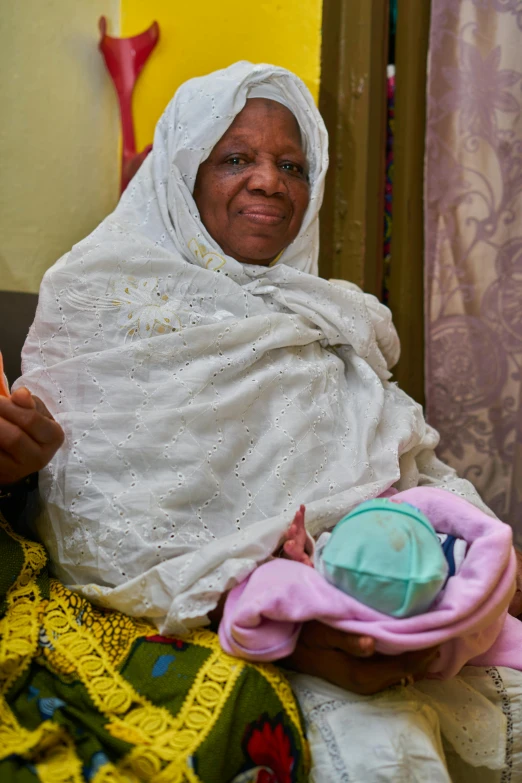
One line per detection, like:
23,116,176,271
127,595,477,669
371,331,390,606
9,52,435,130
0,291,38,385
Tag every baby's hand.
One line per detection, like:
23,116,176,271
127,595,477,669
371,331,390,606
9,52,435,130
282,505,313,566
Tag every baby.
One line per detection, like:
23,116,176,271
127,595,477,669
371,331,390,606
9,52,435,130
283,498,467,617
219,489,522,783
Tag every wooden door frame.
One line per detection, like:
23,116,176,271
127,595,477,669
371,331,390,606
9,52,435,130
318,0,389,297
388,0,431,406
318,0,431,405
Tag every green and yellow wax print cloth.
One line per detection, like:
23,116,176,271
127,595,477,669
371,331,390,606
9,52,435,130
0,515,309,783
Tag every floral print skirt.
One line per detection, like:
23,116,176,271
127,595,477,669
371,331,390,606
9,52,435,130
0,516,309,782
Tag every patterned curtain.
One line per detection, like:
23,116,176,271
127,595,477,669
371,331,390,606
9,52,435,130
425,0,522,540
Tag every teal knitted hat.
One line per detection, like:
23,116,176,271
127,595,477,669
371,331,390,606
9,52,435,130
320,498,449,617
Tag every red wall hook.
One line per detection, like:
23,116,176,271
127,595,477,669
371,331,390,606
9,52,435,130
99,17,160,193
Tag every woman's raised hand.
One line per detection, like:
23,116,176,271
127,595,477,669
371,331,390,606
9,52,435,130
283,621,439,696
0,388,64,485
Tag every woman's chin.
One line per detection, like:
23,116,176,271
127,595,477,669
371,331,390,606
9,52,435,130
227,242,286,266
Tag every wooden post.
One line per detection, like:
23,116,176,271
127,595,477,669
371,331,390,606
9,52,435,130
387,0,431,405
318,0,389,298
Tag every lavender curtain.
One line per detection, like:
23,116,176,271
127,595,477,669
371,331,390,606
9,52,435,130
425,0,522,540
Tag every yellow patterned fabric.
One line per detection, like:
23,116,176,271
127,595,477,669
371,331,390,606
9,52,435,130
0,516,309,782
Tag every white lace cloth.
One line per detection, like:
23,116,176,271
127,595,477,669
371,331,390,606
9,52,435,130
288,668,513,779
18,61,492,633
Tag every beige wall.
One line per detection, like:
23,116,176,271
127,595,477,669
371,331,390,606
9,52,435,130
0,0,120,294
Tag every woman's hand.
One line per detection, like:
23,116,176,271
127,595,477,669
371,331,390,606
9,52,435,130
0,388,64,485
509,548,522,618
283,621,439,696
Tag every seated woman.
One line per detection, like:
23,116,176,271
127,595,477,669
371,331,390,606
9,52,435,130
3,62,522,781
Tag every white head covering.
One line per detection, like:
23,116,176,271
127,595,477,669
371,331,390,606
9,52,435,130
247,82,308,155
247,81,296,112
19,62,427,633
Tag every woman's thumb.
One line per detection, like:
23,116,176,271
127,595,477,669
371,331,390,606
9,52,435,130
10,387,37,409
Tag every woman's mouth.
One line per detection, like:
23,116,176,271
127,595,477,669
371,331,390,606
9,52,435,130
239,206,286,225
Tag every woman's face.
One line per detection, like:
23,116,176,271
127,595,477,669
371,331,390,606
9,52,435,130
193,98,310,266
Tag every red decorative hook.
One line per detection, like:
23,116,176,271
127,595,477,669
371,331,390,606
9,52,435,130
98,17,160,192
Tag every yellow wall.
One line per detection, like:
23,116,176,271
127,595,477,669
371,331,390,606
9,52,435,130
0,0,121,294
121,0,323,153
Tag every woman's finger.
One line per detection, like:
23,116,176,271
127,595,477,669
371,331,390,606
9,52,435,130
285,641,407,696
11,388,54,421
362,646,439,690
0,397,64,447
300,621,375,658
405,645,440,673
0,431,44,486
0,417,44,467
10,387,36,410
286,622,440,695
0,397,65,483
369,646,440,679
333,647,437,695
29,395,53,419
321,622,376,657
0,454,28,486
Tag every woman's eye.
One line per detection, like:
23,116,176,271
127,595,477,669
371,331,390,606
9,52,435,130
280,162,305,176
226,156,247,166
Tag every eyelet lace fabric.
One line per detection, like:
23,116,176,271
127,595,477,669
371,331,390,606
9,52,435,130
411,677,507,769
18,62,492,633
288,670,511,780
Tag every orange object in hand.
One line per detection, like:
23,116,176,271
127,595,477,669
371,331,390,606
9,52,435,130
0,352,9,397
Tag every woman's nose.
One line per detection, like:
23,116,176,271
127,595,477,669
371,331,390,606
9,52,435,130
246,160,285,196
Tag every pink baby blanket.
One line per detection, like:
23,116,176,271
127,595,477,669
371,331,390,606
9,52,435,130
219,487,522,678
